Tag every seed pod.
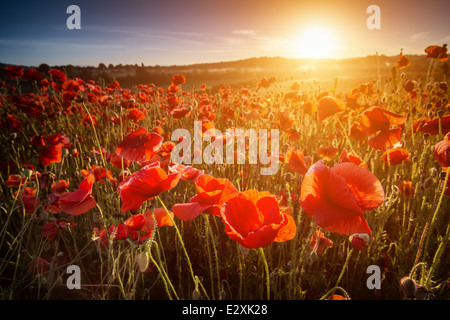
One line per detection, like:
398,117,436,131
137,251,149,273
400,277,416,297
414,285,428,300
423,177,434,189
192,288,201,300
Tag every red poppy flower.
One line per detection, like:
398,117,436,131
220,189,296,249
172,74,186,86
48,69,67,82
300,161,384,235
338,149,368,169
414,115,450,136
398,180,415,197
310,230,333,254
51,179,70,193
28,257,50,275
381,148,411,165
44,133,72,148
140,208,174,240
110,153,131,169
433,132,450,167
172,174,239,221
118,163,181,212
39,143,62,166
126,109,146,123
3,174,27,187
168,163,204,181
14,187,40,215
424,44,448,62
317,96,346,122
23,68,43,81
115,127,163,163
359,106,406,137
317,145,338,161
285,147,311,175
396,55,410,69
3,65,24,79
50,173,97,215
41,219,76,241
4,114,23,133
350,234,369,250
368,127,403,151
30,135,46,147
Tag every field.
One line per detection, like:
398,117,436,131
0,48,449,301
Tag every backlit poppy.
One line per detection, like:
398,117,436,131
381,148,411,165
413,115,450,136
51,180,70,193
368,127,403,151
172,174,239,220
115,127,163,163
172,74,186,86
285,147,311,175
433,132,450,167
50,173,97,215
220,189,296,248
317,96,346,122
39,144,62,166
3,65,24,79
310,230,333,254
396,55,410,69
359,106,406,137
48,69,67,82
118,163,181,212
300,161,384,235
317,145,338,161
398,180,415,197
338,149,368,169
424,44,448,62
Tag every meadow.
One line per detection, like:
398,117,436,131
0,45,449,300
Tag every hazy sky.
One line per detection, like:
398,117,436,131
0,0,449,66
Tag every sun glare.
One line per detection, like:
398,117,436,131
292,27,337,59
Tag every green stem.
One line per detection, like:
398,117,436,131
335,248,354,287
156,196,210,300
259,247,270,300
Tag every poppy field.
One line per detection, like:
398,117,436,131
0,45,449,301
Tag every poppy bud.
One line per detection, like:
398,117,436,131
414,285,428,300
440,171,448,180
437,109,445,118
192,288,201,300
422,132,431,143
137,251,149,273
56,251,64,258
283,172,293,182
9,133,17,140
350,234,369,250
423,177,434,189
429,167,438,177
220,288,227,300
40,210,49,221
400,277,416,297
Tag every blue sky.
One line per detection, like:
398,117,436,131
0,0,449,66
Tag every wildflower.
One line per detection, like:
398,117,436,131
172,174,238,220
433,132,450,167
118,162,180,212
310,230,333,254
49,173,97,215
300,160,384,235
381,148,411,165
285,147,311,175
220,189,296,249
317,96,346,122
349,233,369,250
115,127,163,163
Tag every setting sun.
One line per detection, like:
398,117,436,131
292,27,337,59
